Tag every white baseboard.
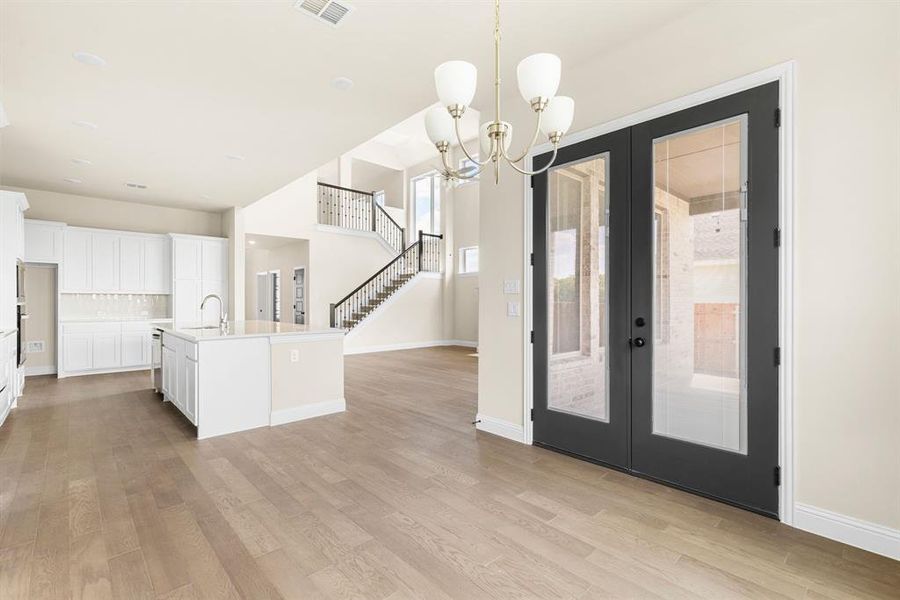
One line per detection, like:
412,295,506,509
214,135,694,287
270,398,346,426
0,401,10,428
475,413,526,444
794,503,900,561
25,365,57,376
344,339,477,355
58,365,149,379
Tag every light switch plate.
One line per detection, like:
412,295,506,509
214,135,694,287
507,301,520,317
26,341,44,353
503,279,521,294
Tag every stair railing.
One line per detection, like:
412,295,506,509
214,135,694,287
317,182,405,253
330,231,443,329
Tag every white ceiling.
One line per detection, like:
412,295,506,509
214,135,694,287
0,1,705,212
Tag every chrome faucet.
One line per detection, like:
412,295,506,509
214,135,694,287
200,294,227,331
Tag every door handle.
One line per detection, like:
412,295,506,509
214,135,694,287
632,337,646,348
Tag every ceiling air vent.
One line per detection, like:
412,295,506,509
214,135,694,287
294,0,352,27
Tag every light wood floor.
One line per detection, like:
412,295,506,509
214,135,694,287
1,346,897,599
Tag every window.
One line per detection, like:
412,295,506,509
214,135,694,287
459,246,479,274
373,190,385,207
412,172,441,234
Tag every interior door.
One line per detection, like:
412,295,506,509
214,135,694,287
532,82,780,516
631,83,779,516
257,273,270,320
532,128,630,468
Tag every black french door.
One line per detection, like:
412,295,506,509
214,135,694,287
532,82,780,516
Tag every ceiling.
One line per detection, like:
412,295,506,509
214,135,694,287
0,1,706,212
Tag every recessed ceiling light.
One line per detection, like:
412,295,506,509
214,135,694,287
331,76,354,91
72,120,98,130
72,51,107,67
248,240,257,245
63,178,82,184
225,154,246,161
72,158,93,166
125,182,148,189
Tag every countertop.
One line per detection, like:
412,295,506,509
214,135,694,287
60,317,173,323
157,320,345,342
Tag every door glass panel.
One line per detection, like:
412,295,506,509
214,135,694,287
651,116,748,454
547,154,610,422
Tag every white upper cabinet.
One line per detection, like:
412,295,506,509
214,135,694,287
202,240,225,282
119,236,144,292
171,235,228,326
91,232,120,291
143,237,171,293
60,227,171,294
63,229,92,292
174,238,202,280
24,219,65,263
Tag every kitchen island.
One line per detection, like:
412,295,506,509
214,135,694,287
157,320,345,439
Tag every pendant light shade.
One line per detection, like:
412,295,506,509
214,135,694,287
425,106,454,144
541,96,575,136
516,53,561,103
434,60,477,108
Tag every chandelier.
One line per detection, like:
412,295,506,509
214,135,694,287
424,0,575,184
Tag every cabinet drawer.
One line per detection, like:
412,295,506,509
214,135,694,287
62,322,122,335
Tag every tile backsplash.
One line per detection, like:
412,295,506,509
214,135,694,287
60,293,170,321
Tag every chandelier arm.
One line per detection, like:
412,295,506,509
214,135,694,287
453,117,492,166
506,110,544,164
502,143,559,176
439,149,485,180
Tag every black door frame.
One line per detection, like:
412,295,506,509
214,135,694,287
528,80,783,518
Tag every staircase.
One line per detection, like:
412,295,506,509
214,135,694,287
330,232,443,330
318,182,405,253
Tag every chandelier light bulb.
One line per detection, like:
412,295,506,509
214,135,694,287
434,61,477,109
425,105,454,145
541,96,575,137
516,53,561,105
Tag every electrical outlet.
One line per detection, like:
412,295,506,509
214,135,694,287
290,349,300,363
26,341,45,353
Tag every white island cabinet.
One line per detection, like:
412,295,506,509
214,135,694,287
158,320,345,439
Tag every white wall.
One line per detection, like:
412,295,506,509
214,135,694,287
5,186,223,236
451,148,480,344
478,1,900,534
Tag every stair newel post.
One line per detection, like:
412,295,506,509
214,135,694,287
417,230,424,273
329,303,336,328
370,193,376,233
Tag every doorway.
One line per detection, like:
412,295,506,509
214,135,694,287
532,82,779,516
256,270,281,322
293,267,306,325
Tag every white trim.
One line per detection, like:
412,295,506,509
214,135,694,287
315,224,397,256
57,364,150,379
523,61,796,523
270,398,346,426
456,271,478,278
25,365,56,376
0,400,10,428
475,413,526,444
344,339,475,355
794,504,900,561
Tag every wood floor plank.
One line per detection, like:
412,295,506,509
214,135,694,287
0,350,895,599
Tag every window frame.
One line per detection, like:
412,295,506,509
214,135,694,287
458,246,479,276
411,171,442,235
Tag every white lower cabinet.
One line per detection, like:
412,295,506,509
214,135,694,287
60,321,167,376
161,332,198,426
63,333,93,371
121,332,146,367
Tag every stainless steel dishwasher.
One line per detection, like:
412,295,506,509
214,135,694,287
151,328,162,393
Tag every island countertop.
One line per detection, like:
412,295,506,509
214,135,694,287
157,320,345,342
